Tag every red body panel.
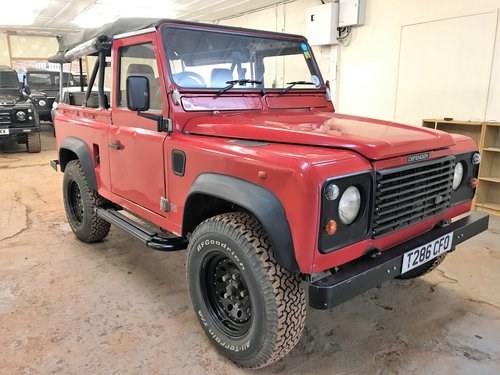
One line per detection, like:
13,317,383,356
183,112,456,160
54,23,479,275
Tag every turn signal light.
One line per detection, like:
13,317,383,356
324,219,337,235
470,178,479,188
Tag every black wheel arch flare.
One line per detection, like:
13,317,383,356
183,173,299,273
59,136,97,191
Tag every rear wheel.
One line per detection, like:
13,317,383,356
187,212,306,368
26,132,41,153
63,160,110,242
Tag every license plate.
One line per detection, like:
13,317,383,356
401,232,453,274
0,128,9,135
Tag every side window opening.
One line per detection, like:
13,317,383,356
63,55,111,109
118,43,162,111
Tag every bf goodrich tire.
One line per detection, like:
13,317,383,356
26,132,41,153
63,160,110,243
187,212,306,368
396,253,447,279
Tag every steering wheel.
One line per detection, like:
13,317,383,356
173,72,206,88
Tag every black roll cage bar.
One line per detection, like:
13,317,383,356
57,37,112,110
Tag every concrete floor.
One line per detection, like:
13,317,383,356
1,125,499,374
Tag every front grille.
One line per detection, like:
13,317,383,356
0,111,11,125
372,156,455,238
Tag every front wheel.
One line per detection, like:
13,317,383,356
187,212,306,368
26,132,41,153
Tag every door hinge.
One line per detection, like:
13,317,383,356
160,197,171,212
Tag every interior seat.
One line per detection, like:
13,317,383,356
210,68,233,88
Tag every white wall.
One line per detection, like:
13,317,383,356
217,0,500,125
337,0,500,124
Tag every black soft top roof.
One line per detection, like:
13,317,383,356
51,17,305,59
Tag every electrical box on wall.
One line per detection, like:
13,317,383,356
306,1,339,46
339,0,365,27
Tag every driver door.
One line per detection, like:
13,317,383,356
108,34,168,216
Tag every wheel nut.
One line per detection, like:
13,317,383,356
223,292,230,299
231,273,239,280
222,274,230,282
240,290,247,298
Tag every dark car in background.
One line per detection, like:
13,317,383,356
22,69,77,121
0,66,41,152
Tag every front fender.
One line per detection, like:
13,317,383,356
184,173,299,272
59,136,97,190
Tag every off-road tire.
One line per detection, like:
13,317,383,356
396,253,447,279
26,132,41,153
63,160,110,242
187,212,306,368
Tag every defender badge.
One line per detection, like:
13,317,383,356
407,152,430,163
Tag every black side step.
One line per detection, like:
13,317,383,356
96,208,189,251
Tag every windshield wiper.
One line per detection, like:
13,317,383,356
279,81,316,94
217,79,262,95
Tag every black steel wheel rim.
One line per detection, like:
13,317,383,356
68,180,84,224
201,252,252,338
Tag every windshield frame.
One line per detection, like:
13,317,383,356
160,23,325,94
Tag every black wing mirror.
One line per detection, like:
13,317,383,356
126,75,150,112
22,75,31,96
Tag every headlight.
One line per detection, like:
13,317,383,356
338,186,361,224
452,162,464,190
324,184,340,201
38,99,46,107
472,152,481,165
16,111,27,121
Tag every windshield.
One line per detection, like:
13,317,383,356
162,26,323,91
27,72,75,90
0,71,21,89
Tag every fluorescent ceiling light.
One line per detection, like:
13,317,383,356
74,1,177,29
0,0,48,26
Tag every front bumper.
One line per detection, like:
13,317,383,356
309,211,489,309
0,126,38,138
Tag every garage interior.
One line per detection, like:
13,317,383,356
1,0,500,374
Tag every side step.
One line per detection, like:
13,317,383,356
96,208,189,251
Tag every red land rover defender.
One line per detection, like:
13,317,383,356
49,18,489,368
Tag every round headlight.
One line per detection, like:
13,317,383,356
452,162,464,190
325,184,340,201
16,111,27,121
472,152,481,165
38,99,46,107
338,186,361,225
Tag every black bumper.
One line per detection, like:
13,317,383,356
0,127,38,137
309,212,489,310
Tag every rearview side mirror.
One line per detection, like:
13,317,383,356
22,75,31,96
126,75,150,112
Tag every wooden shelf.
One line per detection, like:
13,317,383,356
485,121,500,127
483,147,500,152
423,119,483,126
476,202,500,212
479,176,500,183
422,118,500,216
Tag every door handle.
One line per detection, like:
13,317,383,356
108,142,124,150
